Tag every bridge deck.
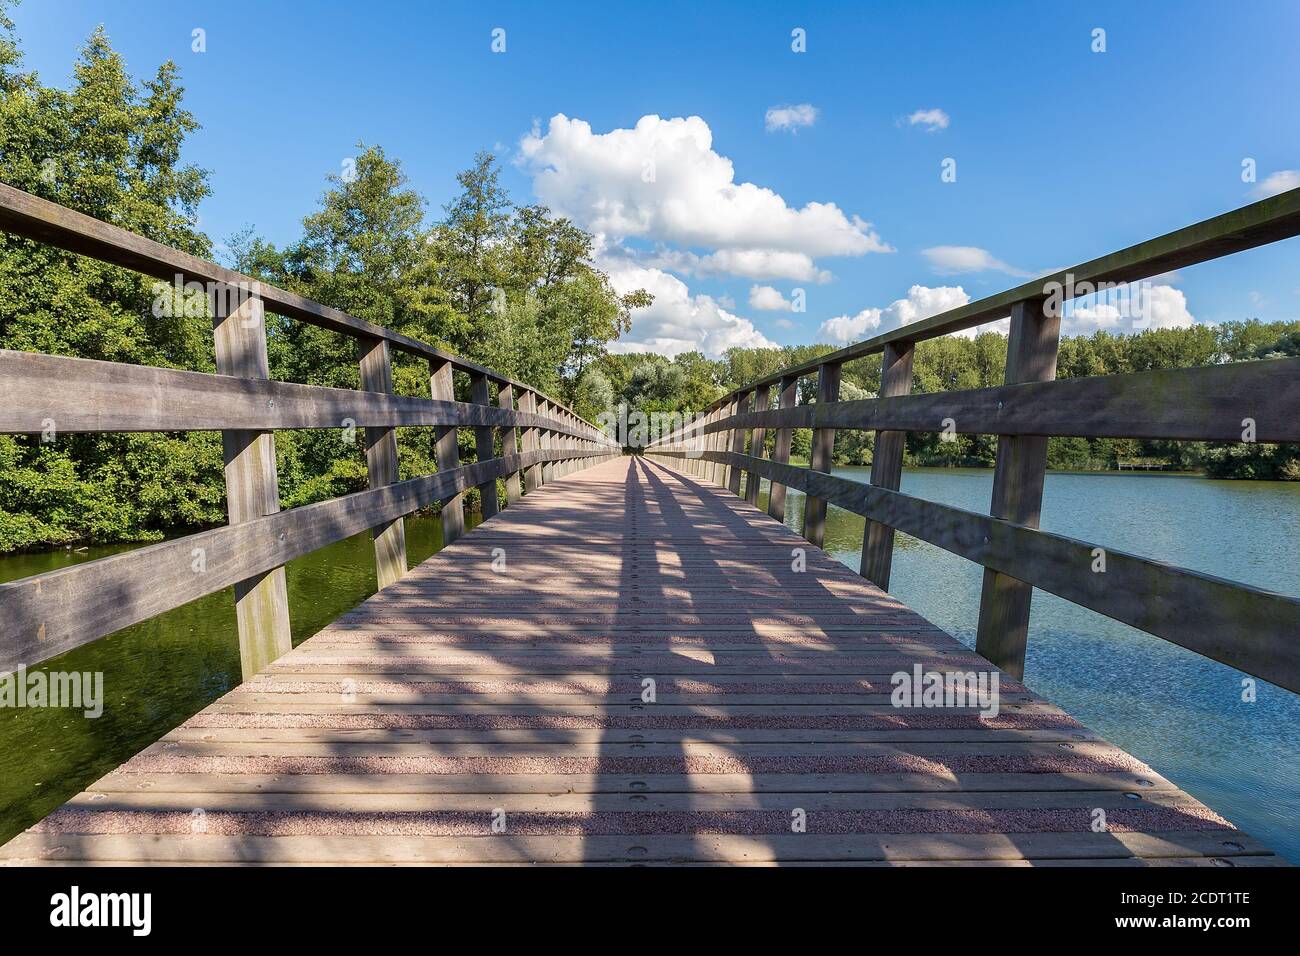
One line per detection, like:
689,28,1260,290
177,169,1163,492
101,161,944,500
1,457,1280,865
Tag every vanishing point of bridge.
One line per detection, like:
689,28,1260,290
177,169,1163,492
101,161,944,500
0,182,1297,865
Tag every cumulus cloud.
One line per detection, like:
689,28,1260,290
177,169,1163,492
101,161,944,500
1064,283,1196,335
1253,170,1300,199
905,108,950,132
922,245,1031,277
517,114,891,271
749,285,795,311
645,248,831,283
817,285,972,344
602,260,776,358
765,103,818,133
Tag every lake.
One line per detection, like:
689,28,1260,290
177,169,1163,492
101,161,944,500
1,467,1296,862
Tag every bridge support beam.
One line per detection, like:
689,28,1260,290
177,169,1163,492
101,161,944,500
359,337,409,590
803,361,842,547
727,390,751,496
767,374,800,523
861,341,915,589
470,372,500,520
430,358,465,545
213,292,292,680
520,390,541,493
744,385,770,505
499,382,522,504
975,297,1061,680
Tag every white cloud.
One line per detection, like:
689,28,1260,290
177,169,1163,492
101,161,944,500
646,247,832,283
765,103,818,133
905,108,950,132
603,260,776,358
817,284,972,344
1063,283,1195,335
517,114,891,282
1253,170,1300,199
749,285,794,311
922,245,1031,277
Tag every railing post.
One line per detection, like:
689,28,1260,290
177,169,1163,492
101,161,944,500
767,374,800,522
212,291,292,679
727,390,751,496
975,297,1061,679
470,372,500,520
709,405,725,484
743,385,771,505
539,400,554,484
429,358,465,545
358,337,409,590
803,361,842,547
520,390,541,492
860,341,915,588
499,382,522,503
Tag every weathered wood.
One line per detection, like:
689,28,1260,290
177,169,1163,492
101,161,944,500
498,382,522,503
0,349,608,438
727,391,751,495
861,342,915,588
743,385,771,505
0,448,600,673
429,359,465,545
540,400,555,484
212,292,292,680
766,374,800,522
684,184,1300,404
687,448,1300,693
976,298,1062,680
3,458,1274,866
359,338,408,590
803,361,842,547
669,356,1300,445
0,183,602,427
470,373,500,520
520,391,542,493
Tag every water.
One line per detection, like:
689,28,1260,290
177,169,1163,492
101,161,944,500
0,512,477,844
758,467,1300,863
1,470,1296,861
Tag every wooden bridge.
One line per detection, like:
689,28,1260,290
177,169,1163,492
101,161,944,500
0,182,1297,865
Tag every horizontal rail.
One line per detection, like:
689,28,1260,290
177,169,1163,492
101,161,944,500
704,187,1300,406
0,183,594,424
0,447,608,673
680,357,1300,444
0,350,613,442
658,450,1300,694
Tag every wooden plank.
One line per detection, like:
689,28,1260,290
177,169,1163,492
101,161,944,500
685,184,1300,404
743,385,771,505
726,392,749,495
976,298,1062,680
802,361,841,547
0,348,607,439
429,359,465,545
684,357,1300,444
861,341,915,588
0,449,601,673
470,373,500,520
520,391,541,493
766,374,800,522
359,338,407,590
691,449,1300,693
212,292,292,680
0,182,603,428
498,382,522,504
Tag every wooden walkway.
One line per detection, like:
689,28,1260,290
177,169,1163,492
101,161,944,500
0,458,1281,866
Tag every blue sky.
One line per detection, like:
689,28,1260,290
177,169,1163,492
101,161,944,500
9,0,1300,355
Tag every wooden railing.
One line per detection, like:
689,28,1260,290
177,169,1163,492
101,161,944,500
648,188,1300,694
0,183,619,678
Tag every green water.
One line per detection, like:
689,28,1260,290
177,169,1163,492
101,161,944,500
0,512,478,844
757,467,1300,863
1,468,1297,862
